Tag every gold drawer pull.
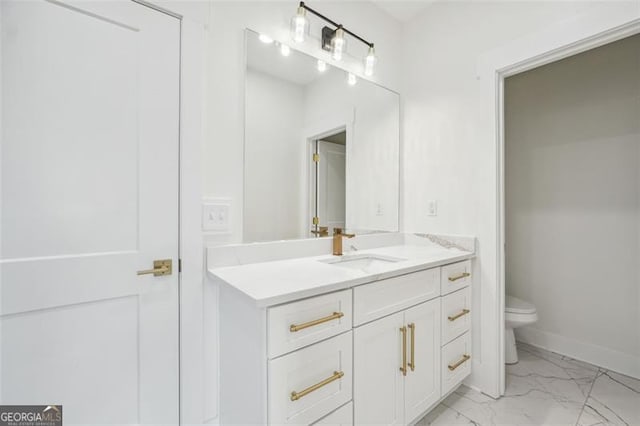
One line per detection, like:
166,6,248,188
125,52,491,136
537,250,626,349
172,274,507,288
290,371,344,401
399,326,407,376
448,354,471,371
448,272,470,282
290,312,344,332
448,309,470,322
408,323,416,372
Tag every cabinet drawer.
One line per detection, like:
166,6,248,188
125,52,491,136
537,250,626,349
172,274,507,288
441,331,471,396
313,402,353,426
269,333,353,425
441,287,471,345
440,260,472,295
353,268,440,326
268,290,352,359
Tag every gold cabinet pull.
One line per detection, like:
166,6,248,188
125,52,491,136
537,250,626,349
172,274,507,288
448,354,471,371
448,272,470,282
137,259,172,276
399,326,407,376
290,371,344,401
448,309,470,322
408,323,416,372
290,312,344,332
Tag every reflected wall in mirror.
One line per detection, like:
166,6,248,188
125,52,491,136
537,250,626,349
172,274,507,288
244,29,399,243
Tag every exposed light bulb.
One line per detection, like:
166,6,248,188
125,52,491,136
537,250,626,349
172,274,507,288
280,44,291,57
258,34,274,44
331,27,346,61
317,60,327,72
364,46,377,77
290,6,309,43
347,73,357,86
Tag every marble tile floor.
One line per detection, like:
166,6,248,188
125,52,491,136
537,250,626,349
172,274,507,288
418,343,640,426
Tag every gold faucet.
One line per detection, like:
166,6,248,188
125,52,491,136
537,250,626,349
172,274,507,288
333,227,355,256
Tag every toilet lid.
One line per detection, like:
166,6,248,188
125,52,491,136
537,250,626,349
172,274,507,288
506,295,536,314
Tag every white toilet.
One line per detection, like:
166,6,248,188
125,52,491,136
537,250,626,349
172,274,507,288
505,295,538,364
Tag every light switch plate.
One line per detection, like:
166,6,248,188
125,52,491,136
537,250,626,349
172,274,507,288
202,198,231,232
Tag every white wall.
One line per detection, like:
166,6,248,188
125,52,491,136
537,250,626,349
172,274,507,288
400,1,640,396
505,34,640,378
244,69,305,242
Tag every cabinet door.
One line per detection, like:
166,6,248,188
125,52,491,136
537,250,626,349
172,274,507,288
353,311,405,426
404,299,441,423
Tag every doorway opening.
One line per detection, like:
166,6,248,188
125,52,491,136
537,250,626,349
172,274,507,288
309,129,347,238
497,21,640,396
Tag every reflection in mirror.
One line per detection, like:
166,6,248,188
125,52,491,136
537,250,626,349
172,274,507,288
244,29,399,243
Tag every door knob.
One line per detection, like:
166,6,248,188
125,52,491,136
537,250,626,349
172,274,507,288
137,259,172,276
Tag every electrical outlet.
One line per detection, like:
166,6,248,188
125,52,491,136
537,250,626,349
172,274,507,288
376,203,384,216
427,200,438,216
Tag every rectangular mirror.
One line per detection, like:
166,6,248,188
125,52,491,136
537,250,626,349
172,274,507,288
244,29,399,243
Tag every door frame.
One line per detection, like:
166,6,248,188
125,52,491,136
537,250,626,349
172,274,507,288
307,127,347,237
491,15,640,396
303,109,354,238
133,0,210,423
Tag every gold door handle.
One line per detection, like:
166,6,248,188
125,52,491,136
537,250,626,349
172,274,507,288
290,312,344,332
399,326,407,376
290,371,344,401
137,259,172,276
448,309,470,322
448,354,471,371
408,323,416,372
448,272,471,282
311,226,329,237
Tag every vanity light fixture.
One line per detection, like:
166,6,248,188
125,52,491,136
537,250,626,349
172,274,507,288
364,46,376,77
290,5,309,43
280,44,291,57
347,73,357,86
258,34,274,44
317,59,327,72
331,26,346,61
291,1,377,75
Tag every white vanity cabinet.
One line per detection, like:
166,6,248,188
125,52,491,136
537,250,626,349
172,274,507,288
353,298,440,425
217,257,473,426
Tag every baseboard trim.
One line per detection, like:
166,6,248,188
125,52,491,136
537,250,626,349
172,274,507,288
516,326,640,380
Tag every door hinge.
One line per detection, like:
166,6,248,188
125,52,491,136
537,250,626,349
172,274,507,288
313,153,320,163
312,217,319,225
178,258,182,273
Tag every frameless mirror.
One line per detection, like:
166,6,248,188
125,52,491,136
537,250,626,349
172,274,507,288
244,29,399,243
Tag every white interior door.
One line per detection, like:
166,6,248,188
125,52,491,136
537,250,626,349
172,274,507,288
0,1,180,424
317,141,346,234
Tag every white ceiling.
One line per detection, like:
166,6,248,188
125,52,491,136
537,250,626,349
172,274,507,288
371,0,436,22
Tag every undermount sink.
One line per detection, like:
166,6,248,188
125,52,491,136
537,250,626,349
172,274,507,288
319,253,406,271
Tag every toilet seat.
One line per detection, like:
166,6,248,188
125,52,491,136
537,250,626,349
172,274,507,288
506,295,536,314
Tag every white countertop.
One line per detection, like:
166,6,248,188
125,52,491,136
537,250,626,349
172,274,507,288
208,242,474,307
